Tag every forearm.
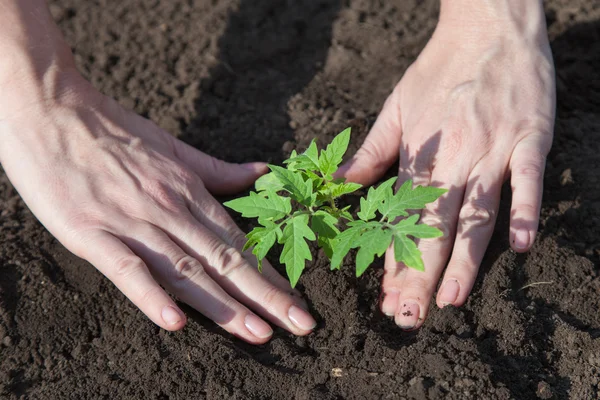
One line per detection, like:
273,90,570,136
0,0,79,120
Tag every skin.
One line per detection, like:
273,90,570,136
0,0,555,340
0,0,317,344
338,0,555,329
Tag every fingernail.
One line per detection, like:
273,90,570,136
241,162,267,173
439,279,460,307
244,314,273,339
514,229,530,251
162,306,184,326
381,289,400,316
288,305,317,331
396,301,420,330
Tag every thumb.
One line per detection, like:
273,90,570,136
173,139,268,195
335,92,402,185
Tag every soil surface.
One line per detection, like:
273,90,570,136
1,1,600,399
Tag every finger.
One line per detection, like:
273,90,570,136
380,245,408,316
117,223,275,344
163,214,317,335
172,138,268,195
380,150,432,316
436,157,504,308
77,230,186,331
508,133,551,252
186,183,306,299
393,167,468,330
335,90,402,185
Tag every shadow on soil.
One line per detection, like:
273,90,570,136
177,0,344,362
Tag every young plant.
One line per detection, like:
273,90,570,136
224,128,446,287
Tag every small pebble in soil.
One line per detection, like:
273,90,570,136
560,168,574,185
331,368,344,378
2,336,13,347
536,381,553,399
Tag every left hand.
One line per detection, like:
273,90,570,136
338,4,555,329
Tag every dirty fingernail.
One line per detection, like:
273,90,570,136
514,229,530,251
244,314,273,338
381,289,400,316
396,301,420,330
162,306,184,326
439,279,460,307
288,305,317,331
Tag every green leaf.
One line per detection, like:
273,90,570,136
330,223,365,270
323,181,362,198
393,233,424,272
224,191,291,221
244,221,281,272
303,170,324,192
311,210,340,259
255,172,284,193
285,140,320,172
269,165,314,206
354,226,393,277
279,214,316,288
318,128,351,177
393,214,443,239
357,177,397,221
379,180,447,221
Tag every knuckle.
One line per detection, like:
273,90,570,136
419,214,454,241
403,275,432,294
206,238,247,277
143,180,185,212
449,256,478,275
173,255,206,282
356,140,390,173
218,247,247,278
138,286,164,306
114,255,146,279
440,128,464,161
513,158,545,181
459,200,496,228
513,202,538,217
261,285,282,310
229,231,249,250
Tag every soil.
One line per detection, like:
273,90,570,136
1,0,600,399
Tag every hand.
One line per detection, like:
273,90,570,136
0,72,317,344
338,1,555,329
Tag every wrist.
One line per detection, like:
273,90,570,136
0,0,83,120
437,0,547,47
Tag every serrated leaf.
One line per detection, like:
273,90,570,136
255,172,284,193
311,210,340,259
303,170,324,192
393,214,443,239
324,181,362,198
330,224,365,270
269,165,314,206
379,180,447,221
393,233,424,271
318,128,351,177
244,221,281,272
224,191,291,221
279,214,316,288
357,177,397,221
285,140,320,172
354,226,393,277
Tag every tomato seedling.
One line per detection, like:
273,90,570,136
224,128,446,287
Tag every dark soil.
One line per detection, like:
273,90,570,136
1,0,600,399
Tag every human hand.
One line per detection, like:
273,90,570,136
338,0,555,329
0,70,317,344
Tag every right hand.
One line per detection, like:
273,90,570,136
0,71,317,344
